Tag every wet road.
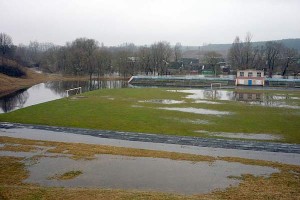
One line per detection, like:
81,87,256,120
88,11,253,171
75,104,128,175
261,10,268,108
1,122,300,154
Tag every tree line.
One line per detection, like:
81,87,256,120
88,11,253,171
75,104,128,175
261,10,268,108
1,32,299,78
228,33,299,77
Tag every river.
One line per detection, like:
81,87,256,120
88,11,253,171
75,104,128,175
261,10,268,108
0,80,128,113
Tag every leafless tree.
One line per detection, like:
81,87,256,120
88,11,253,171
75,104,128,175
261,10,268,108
264,41,283,77
228,36,243,69
280,47,298,76
228,33,260,70
151,41,172,75
174,42,182,62
203,51,223,76
0,33,13,64
138,46,152,75
94,47,111,86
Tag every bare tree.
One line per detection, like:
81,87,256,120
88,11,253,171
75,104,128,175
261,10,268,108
264,41,283,77
0,33,13,64
174,42,182,62
203,51,223,77
228,33,260,70
138,46,152,75
280,47,298,76
69,38,98,86
151,42,172,75
94,47,111,86
228,36,243,69
242,32,253,68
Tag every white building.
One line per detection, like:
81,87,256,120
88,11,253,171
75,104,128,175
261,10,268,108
236,69,265,86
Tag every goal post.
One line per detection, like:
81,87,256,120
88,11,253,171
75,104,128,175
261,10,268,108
211,83,221,90
65,87,82,97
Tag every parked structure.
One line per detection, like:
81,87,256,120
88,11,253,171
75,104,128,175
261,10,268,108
236,69,265,86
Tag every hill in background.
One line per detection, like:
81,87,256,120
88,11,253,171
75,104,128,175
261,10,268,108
182,38,300,58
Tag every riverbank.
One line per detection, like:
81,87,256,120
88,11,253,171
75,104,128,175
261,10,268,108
0,67,128,97
0,68,46,97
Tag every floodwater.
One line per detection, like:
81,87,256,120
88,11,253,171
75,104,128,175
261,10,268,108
24,154,278,194
196,130,282,141
139,99,185,104
158,107,231,115
0,80,127,113
1,125,300,165
194,100,222,104
170,89,300,109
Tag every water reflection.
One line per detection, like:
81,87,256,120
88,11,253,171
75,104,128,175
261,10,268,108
0,89,29,113
0,80,128,113
235,92,263,102
24,155,278,194
45,80,128,96
234,92,300,109
171,89,300,109
169,90,235,101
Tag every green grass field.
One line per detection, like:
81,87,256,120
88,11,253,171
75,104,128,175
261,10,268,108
0,88,299,143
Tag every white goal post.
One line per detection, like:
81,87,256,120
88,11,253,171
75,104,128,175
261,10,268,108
65,87,82,97
211,83,221,90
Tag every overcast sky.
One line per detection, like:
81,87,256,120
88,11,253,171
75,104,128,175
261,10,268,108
1,0,299,46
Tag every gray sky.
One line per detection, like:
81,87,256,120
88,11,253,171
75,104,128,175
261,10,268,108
1,0,299,46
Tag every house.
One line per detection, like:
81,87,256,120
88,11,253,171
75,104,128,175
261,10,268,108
236,69,265,86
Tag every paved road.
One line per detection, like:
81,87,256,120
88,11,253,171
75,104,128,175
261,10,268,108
1,122,300,154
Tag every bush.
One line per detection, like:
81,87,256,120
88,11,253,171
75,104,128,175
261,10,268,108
0,64,26,77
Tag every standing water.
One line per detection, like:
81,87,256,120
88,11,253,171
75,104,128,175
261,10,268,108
0,80,128,113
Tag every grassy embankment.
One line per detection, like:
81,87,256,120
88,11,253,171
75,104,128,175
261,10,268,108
0,59,46,96
0,87,299,143
0,136,299,200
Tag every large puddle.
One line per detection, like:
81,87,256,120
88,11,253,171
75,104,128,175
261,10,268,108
24,154,278,194
159,107,231,115
169,89,300,109
139,99,185,104
196,130,282,141
0,80,128,113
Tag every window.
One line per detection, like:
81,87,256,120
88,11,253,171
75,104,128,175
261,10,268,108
257,72,261,77
248,72,253,77
240,72,244,77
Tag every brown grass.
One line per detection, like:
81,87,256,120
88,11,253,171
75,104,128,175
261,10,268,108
206,172,300,200
0,186,196,200
0,156,28,185
0,144,38,152
0,70,46,96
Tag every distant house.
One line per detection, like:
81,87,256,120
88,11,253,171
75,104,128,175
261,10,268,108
236,69,265,86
